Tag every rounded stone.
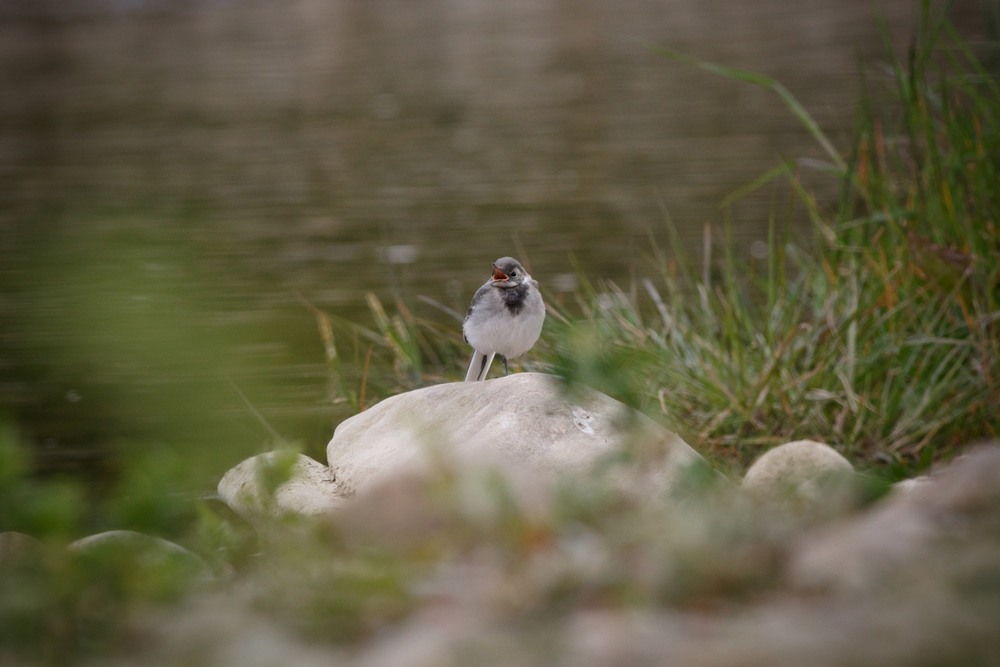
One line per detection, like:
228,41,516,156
741,439,854,500
69,529,213,583
218,451,346,519
325,372,703,498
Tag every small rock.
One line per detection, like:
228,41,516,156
218,451,345,519
741,439,854,502
70,530,213,584
890,475,932,495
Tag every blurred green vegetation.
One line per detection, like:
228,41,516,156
551,4,999,472
0,4,998,663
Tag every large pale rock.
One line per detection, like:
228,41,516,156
326,372,704,497
741,439,854,502
218,373,705,519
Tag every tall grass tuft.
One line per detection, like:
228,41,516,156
548,3,998,473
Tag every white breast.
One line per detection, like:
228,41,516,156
464,282,545,358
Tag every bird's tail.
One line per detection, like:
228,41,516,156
465,351,496,382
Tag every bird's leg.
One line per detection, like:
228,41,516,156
502,356,509,375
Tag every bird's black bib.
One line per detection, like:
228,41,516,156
501,283,529,315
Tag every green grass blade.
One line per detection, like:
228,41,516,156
653,47,847,173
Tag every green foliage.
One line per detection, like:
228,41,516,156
105,448,199,535
0,422,83,539
553,3,1000,469
0,422,215,664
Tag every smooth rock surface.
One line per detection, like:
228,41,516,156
69,530,213,582
219,451,346,518
325,372,704,497
218,373,705,519
789,444,1000,592
741,439,854,501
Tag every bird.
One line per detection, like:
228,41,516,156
462,256,545,382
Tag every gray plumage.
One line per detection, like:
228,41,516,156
463,257,545,381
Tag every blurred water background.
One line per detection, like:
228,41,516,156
0,0,991,494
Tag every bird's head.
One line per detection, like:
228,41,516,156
490,257,529,288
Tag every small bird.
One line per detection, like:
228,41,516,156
463,256,545,382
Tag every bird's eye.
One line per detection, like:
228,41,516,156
509,270,517,276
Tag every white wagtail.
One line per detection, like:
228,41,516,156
463,257,545,382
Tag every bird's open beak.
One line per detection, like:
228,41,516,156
491,265,509,282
